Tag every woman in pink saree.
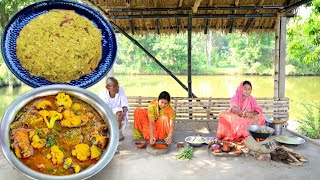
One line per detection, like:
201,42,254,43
216,81,266,142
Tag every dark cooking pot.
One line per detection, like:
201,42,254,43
248,125,275,141
0,85,119,180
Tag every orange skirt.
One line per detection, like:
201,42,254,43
133,107,170,140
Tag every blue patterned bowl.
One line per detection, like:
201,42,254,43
1,0,117,88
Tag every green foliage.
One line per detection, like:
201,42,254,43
297,102,320,139
287,0,320,74
0,48,4,63
115,31,276,75
225,33,273,68
0,0,39,28
0,73,9,87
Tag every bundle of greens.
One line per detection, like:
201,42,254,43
176,146,194,160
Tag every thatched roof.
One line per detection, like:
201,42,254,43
88,0,311,34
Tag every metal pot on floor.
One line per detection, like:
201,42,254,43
265,117,283,135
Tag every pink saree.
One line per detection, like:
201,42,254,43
216,81,266,142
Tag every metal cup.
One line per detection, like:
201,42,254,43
273,124,283,135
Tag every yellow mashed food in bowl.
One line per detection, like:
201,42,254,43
16,10,102,82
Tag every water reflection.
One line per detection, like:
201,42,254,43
1,75,320,121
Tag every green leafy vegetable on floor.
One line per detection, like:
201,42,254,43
176,146,194,160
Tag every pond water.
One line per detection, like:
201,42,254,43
1,75,320,121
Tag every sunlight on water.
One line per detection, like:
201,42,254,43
1,75,320,121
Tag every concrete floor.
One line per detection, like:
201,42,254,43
1,123,320,180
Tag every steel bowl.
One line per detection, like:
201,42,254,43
185,136,206,147
0,85,119,180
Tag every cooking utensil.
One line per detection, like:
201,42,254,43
275,135,305,145
266,117,284,135
1,0,117,88
177,142,184,148
248,125,275,141
185,135,206,147
0,85,119,180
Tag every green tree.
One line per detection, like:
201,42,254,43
0,0,39,29
287,0,320,74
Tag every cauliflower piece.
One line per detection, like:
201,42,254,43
71,103,82,111
61,116,81,127
47,145,64,165
31,134,46,149
62,109,75,119
90,145,101,159
38,110,49,126
60,111,88,127
90,134,108,149
38,110,62,129
35,100,52,110
73,164,81,173
71,143,90,161
63,157,81,173
63,158,73,169
56,93,73,108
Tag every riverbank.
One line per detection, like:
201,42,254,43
1,75,320,120
2,62,320,87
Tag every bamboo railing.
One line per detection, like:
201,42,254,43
127,96,290,121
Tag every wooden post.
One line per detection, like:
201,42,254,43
188,14,192,98
274,16,286,98
188,14,193,119
279,17,287,98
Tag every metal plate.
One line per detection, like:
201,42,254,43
275,135,306,145
1,0,117,88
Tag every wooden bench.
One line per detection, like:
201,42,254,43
127,96,290,122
